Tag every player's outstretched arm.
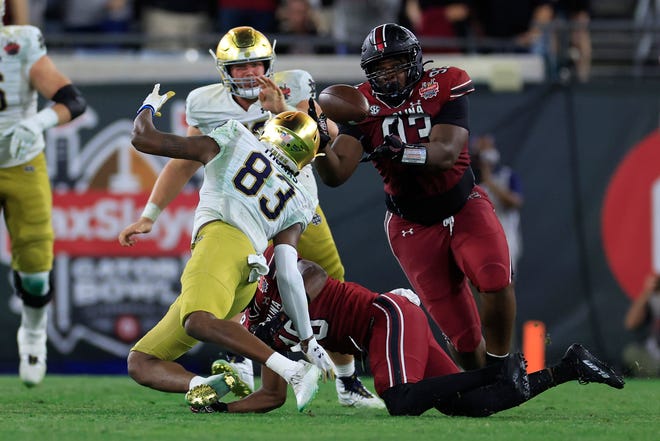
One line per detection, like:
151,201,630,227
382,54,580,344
132,84,219,164
312,133,363,187
118,217,154,247
307,100,362,187
272,226,336,380
118,158,201,247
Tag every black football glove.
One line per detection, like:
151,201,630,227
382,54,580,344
252,311,289,351
360,134,405,162
308,98,331,150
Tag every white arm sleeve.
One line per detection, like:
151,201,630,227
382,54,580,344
273,243,313,341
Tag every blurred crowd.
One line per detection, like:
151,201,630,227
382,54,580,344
1,1,646,82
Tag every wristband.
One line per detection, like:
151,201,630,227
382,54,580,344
141,202,161,221
137,104,155,116
401,146,427,165
33,107,59,131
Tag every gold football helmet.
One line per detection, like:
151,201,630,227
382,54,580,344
260,111,320,171
211,26,275,99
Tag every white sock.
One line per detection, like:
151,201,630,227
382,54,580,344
334,360,355,378
265,352,299,382
21,305,48,331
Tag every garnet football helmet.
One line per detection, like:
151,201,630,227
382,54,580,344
211,26,275,99
260,111,320,171
360,23,424,105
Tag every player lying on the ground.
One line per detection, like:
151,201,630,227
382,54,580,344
190,250,624,415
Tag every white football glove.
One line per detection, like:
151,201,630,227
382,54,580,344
138,83,175,117
292,337,336,381
3,107,58,161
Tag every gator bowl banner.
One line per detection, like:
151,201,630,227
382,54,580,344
1,95,204,370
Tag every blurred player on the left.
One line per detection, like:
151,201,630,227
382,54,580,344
0,2,87,386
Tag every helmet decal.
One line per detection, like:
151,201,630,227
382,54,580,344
372,25,388,52
259,111,320,172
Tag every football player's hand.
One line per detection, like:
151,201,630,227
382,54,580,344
139,83,175,117
307,98,330,150
3,118,43,160
361,134,405,162
3,107,59,161
118,217,154,246
252,311,289,351
257,76,287,113
298,337,336,381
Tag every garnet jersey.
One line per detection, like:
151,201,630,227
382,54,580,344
245,263,377,354
350,66,474,198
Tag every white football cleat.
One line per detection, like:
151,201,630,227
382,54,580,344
228,356,255,391
336,374,386,409
17,326,47,387
289,361,321,412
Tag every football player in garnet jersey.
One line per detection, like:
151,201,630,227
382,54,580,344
195,251,623,415
0,5,87,387
313,23,516,370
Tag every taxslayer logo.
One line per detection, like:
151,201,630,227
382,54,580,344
3,100,203,358
602,131,660,300
52,192,196,256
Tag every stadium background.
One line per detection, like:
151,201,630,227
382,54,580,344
0,51,658,376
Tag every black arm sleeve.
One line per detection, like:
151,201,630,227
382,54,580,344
52,84,87,119
432,95,470,131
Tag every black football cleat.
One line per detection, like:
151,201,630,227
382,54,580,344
500,352,531,400
562,344,625,389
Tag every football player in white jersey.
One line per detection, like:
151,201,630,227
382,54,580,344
0,3,87,387
123,85,336,413
118,26,382,408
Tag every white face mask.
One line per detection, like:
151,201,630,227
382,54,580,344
480,148,500,166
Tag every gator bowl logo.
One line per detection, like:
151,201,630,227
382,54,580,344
419,79,439,99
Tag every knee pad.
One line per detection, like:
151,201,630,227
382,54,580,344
472,263,510,293
14,271,53,307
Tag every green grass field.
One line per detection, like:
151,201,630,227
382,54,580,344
0,375,658,441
